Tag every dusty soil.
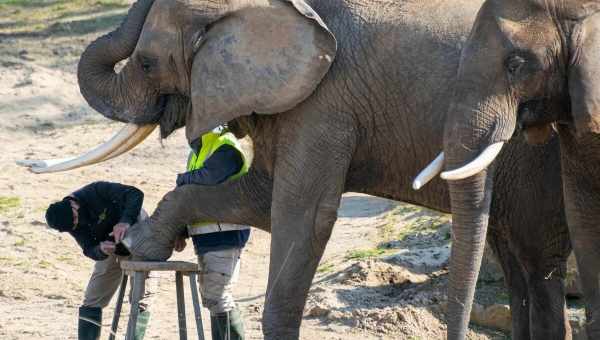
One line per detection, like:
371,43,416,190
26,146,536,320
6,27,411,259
0,1,511,339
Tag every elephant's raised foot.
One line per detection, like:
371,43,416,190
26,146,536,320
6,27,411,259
121,219,174,261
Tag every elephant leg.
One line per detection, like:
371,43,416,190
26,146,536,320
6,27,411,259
528,272,571,340
125,170,273,260
526,223,571,339
262,192,342,339
562,175,600,338
488,232,531,340
261,113,356,339
560,135,600,339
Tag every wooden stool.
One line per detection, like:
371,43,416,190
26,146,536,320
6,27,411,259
108,260,206,340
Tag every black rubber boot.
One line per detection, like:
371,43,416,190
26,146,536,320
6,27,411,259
211,308,245,340
78,306,102,340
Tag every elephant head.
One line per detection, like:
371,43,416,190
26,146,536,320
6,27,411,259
20,0,336,173
413,0,600,338
80,0,338,137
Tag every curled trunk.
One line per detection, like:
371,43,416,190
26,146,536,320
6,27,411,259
77,0,159,123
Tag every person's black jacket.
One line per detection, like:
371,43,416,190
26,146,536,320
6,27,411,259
67,181,143,261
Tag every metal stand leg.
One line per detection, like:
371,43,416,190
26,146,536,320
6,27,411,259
125,271,146,340
176,272,188,340
109,275,128,340
188,273,205,340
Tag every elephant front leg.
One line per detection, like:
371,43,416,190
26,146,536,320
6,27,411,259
562,176,600,338
261,115,355,339
123,170,273,260
560,138,600,339
487,234,531,339
262,196,340,339
528,274,571,340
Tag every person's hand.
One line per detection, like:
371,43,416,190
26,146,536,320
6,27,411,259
110,222,130,243
100,241,116,255
174,236,187,252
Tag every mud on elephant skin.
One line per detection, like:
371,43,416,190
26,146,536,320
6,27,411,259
21,0,573,339
416,0,600,338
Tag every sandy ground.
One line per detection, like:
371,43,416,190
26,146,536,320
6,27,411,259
0,2,510,339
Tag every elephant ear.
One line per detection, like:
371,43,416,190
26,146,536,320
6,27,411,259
186,0,337,141
569,13,600,134
529,0,600,19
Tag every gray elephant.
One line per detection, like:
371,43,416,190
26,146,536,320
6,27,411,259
415,0,600,339
20,0,572,339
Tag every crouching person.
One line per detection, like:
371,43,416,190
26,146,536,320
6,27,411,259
45,181,154,340
176,126,250,340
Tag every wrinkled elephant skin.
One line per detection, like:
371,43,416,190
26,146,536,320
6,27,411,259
73,0,574,339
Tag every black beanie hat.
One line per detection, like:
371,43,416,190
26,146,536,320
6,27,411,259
45,198,74,232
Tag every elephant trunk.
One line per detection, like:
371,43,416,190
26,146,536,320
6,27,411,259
445,171,492,339
442,96,516,339
77,0,160,124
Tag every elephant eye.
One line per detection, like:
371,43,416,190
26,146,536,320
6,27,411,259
138,55,157,74
505,55,526,76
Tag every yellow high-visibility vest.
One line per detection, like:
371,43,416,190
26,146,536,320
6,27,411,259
187,129,250,232
187,131,249,180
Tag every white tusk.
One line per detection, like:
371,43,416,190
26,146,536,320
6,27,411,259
99,124,157,162
412,152,445,190
440,142,505,180
16,124,157,174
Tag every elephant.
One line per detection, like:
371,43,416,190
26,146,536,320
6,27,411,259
414,0,600,338
19,0,573,339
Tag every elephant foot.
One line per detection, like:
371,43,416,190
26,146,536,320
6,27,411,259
263,328,299,340
121,219,173,261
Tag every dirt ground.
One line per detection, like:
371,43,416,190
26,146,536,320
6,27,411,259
0,1,512,339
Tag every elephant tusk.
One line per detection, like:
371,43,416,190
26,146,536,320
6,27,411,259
97,124,157,162
412,152,445,190
16,124,157,174
441,142,505,180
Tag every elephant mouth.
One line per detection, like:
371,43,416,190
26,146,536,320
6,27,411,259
157,93,190,138
517,100,559,145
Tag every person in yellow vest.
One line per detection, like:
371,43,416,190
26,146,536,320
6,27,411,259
175,126,250,340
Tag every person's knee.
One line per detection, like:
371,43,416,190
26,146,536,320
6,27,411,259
81,299,109,309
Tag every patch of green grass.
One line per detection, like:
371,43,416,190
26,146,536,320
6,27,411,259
345,248,386,261
397,215,449,241
378,217,396,241
393,204,420,215
0,196,21,213
39,259,54,269
57,254,72,261
317,262,335,273
0,0,129,34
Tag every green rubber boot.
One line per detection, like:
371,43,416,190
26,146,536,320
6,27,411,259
78,306,102,340
210,308,245,340
135,310,150,340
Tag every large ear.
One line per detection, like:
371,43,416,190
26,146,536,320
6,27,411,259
569,13,600,134
529,0,600,20
186,0,337,141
